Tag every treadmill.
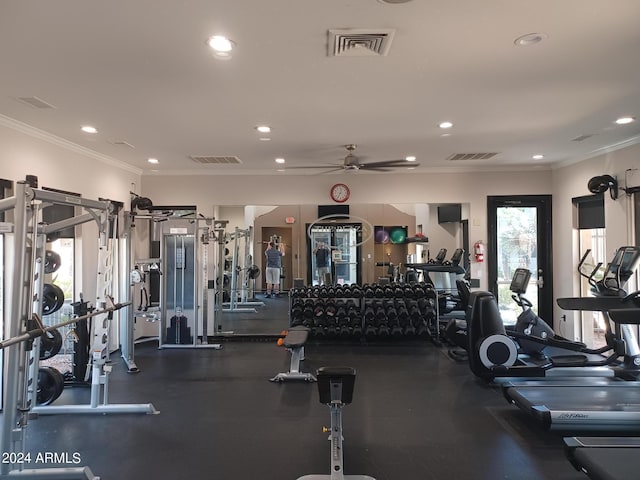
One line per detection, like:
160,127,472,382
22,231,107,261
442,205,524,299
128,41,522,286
502,246,640,432
564,437,640,480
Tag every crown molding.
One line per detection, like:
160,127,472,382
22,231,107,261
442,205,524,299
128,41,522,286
0,114,143,175
552,134,640,170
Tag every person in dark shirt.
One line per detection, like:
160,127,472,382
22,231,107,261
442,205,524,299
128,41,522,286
313,241,331,285
264,241,285,297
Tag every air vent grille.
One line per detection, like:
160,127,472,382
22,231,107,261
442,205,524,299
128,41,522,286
447,152,499,161
189,155,242,165
16,96,56,109
328,29,396,57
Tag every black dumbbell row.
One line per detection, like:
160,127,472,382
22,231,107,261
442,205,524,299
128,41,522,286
289,282,438,340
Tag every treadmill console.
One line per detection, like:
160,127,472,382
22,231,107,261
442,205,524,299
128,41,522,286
449,248,464,266
429,248,448,264
509,268,532,295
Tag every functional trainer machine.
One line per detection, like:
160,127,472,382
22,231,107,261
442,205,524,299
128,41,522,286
297,367,375,480
125,206,224,348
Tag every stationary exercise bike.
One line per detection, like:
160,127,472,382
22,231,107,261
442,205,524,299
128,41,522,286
297,367,375,480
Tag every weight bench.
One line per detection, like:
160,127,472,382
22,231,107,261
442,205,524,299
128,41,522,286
270,326,317,382
297,367,376,480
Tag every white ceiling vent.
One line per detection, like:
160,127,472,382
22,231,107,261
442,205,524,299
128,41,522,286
16,96,56,109
447,152,499,161
328,28,396,57
189,155,242,165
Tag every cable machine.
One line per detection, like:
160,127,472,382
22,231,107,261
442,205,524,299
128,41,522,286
124,205,224,349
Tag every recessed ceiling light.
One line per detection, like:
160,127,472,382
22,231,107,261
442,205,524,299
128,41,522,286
405,156,417,162
440,133,451,137
207,35,236,59
256,125,271,133
615,116,636,125
207,35,234,52
439,121,453,129
275,158,285,164
532,154,544,160
148,158,159,164
81,125,98,133
259,137,271,142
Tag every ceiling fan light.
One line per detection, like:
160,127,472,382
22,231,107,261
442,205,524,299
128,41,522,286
405,156,417,162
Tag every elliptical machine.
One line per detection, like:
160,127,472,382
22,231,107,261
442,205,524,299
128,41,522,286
466,246,640,380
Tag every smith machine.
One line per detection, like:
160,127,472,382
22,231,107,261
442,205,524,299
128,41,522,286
0,182,157,480
223,226,263,314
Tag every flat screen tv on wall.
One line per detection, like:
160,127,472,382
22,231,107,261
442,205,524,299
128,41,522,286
318,204,350,219
437,204,462,224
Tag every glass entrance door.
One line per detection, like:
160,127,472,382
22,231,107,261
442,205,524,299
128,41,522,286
307,224,361,286
488,195,553,326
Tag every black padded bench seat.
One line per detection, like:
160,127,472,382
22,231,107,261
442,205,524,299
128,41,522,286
282,325,310,348
270,326,317,383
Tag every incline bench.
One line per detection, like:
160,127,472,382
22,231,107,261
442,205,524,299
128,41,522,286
270,326,317,382
297,367,376,480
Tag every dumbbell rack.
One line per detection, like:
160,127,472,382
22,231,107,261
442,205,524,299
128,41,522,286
289,282,440,344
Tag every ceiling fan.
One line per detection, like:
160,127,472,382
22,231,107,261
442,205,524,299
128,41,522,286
289,144,419,173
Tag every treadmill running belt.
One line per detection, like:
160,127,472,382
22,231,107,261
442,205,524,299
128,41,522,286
503,384,640,431
569,447,640,480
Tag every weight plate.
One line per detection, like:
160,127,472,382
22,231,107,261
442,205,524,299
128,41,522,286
44,250,62,274
42,283,65,316
37,366,65,405
39,328,63,360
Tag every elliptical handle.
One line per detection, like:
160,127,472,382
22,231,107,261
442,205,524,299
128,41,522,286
578,248,602,288
511,293,533,310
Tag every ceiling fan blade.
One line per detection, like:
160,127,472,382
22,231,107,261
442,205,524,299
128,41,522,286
285,164,343,169
360,159,414,169
314,167,345,175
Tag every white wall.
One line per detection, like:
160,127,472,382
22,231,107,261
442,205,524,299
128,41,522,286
142,169,554,288
0,119,142,313
551,143,640,339
3,117,639,341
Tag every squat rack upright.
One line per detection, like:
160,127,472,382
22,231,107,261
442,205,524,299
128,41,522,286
0,182,156,480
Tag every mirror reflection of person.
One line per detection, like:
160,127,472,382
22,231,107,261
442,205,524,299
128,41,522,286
313,241,331,285
265,241,285,297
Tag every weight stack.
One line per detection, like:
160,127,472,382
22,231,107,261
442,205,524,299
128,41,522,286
167,315,193,345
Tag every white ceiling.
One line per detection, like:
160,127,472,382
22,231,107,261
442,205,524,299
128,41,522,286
1,0,640,176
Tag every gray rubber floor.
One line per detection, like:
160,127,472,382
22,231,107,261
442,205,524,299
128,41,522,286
15,337,598,480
